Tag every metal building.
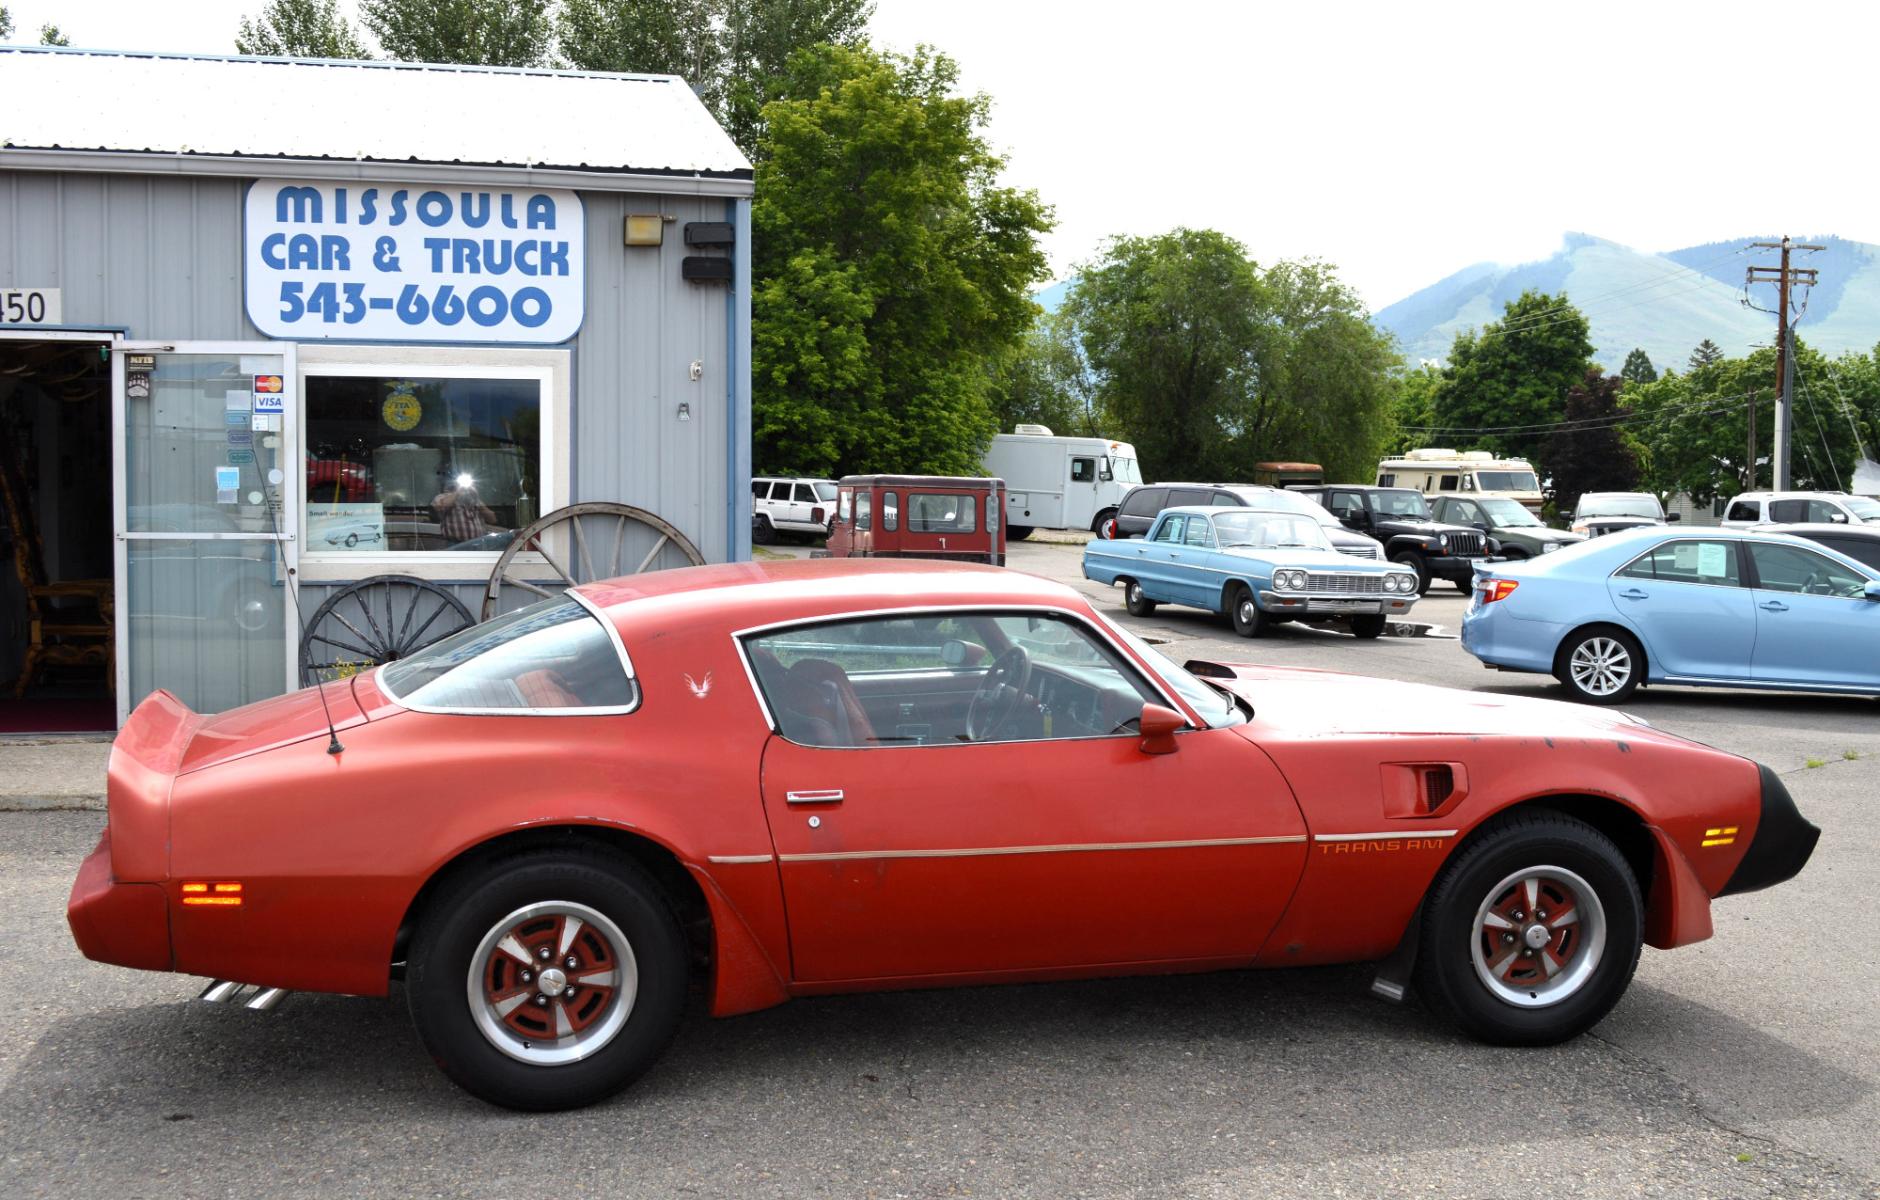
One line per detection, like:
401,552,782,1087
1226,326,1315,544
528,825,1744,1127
0,47,753,731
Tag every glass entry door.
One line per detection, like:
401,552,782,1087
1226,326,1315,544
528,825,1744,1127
114,343,299,721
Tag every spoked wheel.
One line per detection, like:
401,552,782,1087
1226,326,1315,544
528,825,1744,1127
484,502,706,620
1556,628,1642,704
407,849,688,1111
1415,813,1642,1045
299,575,475,686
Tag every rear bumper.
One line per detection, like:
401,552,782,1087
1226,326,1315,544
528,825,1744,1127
67,829,172,971
1719,764,1821,897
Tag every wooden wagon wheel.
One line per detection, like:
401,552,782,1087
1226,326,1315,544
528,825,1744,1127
300,574,476,687
482,501,706,620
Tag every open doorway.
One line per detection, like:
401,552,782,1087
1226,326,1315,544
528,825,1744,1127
0,337,115,732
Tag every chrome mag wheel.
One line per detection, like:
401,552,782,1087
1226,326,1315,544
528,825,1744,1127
1469,866,1607,1008
1568,636,1632,697
467,901,639,1066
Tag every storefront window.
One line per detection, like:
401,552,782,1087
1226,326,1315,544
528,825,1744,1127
305,374,542,553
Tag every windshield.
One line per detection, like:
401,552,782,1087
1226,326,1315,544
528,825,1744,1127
1374,489,1431,519
1110,456,1142,485
1478,498,1542,526
1476,470,1539,491
1212,511,1333,551
813,482,839,502
1093,613,1245,728
1578,495,1661,518
1845,496,1880,521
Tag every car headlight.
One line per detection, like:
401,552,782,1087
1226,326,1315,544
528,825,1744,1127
1541,542,1559,553
1438,534,1450,550
1274,570,1299,590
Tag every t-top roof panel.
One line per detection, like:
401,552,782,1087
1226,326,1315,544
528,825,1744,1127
0,47,753,183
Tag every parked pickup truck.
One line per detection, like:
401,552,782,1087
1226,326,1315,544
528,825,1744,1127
1083,506,1420,639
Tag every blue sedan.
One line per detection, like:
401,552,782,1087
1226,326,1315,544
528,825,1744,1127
1462,525,1880,703
1083,507,1420,638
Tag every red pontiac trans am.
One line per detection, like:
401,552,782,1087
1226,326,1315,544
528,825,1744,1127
69,560,1818,1111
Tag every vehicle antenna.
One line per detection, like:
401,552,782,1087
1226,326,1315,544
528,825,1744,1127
259,464,344,755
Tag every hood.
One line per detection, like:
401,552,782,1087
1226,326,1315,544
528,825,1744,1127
1192,660,1684,744
1575,516,1661,535
1218,544,1395,570
1530,528,1586,543
1378,518,1473,537
178,679,369,775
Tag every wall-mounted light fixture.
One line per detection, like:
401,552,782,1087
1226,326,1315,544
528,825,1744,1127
624,214,665,246
676,402,692,422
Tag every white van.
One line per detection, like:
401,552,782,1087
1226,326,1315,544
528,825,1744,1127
983,426,1143,538
1377,448,1543,514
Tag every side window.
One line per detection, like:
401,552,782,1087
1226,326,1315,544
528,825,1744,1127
1071,457,1095,483
1617,540,1742,587
882,491,899,531
1153,515,1185,543
1451,500,1482,525
1749,543,1868,597
1768,499,1809,523
1170,488,1211,507
855,492,872,531
1184,518,1214,548
792,483,816,503
1376,473,1395,487
745,611,1159,747
1820,537,1880,571
752,480,771,500
907,493,976,533
1329,492,1364,519
1438,474,1460,492
837,489,853,522
1808,499,1847,523
379,596,636,712
1210,492,1242,506
1120,488,1163,517
1726,500,1761,523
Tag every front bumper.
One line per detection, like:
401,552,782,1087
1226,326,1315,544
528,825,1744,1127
67,828,172,971
1260,590,1416,617
1428,554,1494,581
1718,764,1821,896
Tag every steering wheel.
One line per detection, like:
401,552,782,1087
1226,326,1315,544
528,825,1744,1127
966,646,1031,741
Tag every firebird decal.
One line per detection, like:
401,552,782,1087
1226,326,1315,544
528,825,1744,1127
684,671,713,699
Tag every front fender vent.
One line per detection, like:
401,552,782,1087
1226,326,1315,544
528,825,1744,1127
1423,765,1455,811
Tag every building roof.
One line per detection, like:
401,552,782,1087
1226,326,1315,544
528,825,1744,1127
0,47,752,194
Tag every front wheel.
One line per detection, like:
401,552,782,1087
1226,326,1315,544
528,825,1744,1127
406,849,689,1111
1122,578,1157,617
1390,550,1431,595
1555,627,1643,705
1351,614,1386,639
1090,509,1118,537
1007,525,1034,541
1414,813,1642,1045
1229,585,1267,637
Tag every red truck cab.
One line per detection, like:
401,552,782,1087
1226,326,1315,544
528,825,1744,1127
824,475,1008,566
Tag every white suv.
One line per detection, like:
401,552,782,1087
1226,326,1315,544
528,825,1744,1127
1721,490,1880,528
752,476,839,543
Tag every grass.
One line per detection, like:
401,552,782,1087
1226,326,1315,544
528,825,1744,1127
1804,758,1826,769
1844,749,1862,761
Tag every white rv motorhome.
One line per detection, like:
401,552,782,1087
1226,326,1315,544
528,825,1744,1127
1378,448,1544,514
983,426,1143,538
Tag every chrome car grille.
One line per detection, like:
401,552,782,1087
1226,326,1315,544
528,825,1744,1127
1338,544,1380,559
1304,573,1386,594
1447,532,1485,556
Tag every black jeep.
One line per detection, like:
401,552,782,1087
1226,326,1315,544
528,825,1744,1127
1287,485,1494,593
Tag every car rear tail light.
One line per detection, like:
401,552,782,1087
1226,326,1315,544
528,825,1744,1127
1478,579,1519,604
811,506,825,524
181,881,243,907
1422,765,1454,811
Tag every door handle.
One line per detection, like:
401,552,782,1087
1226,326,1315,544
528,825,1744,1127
1617,588,1648,600
785,789,844,804
1170,553,1182,560
1760,601,1789,613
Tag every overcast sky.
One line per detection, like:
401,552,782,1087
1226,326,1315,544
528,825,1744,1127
10,0,1879,309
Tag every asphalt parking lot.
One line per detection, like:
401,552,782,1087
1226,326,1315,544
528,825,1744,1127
2,537,1875,1199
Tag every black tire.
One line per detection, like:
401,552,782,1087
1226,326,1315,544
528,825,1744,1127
1122,577,1157,617
752,515,777,545
1391,550,1431,595
1090,509,1118,537
1454,577,1474,594
1413,812,1643,1046
1007,525,1034,541
1351,614,1386,639
1553,626,1644,705
1229,584,1267,638
406,849,689,1112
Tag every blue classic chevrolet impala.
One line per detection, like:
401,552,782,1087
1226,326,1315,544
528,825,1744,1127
1083,507,1421,638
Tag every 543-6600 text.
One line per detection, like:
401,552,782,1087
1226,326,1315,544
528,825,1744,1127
278,282,552,328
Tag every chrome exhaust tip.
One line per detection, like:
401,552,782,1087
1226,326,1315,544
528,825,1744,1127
244,987,288,1012
198,980,243,1004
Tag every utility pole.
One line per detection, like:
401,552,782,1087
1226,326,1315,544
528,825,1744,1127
1747,238,1822,490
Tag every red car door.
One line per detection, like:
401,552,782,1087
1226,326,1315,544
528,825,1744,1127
761,731,1306,983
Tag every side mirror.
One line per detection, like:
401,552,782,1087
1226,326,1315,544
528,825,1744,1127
1138,703,1186,755
1865,581,1880,602
941,639,969,667
1832,513,1849,523
1472,521,1489,532
1666,512,1682,522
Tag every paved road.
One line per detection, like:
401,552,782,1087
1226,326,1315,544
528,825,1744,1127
3,540,1874,1199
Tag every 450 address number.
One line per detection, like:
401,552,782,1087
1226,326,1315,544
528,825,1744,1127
278,281,553,329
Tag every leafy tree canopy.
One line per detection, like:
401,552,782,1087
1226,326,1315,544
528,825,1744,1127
237,0,371,57
1548,368,1640,515
361,0,550,65
0,8,12,39
1688,338,1724,372
986,309,1102,439
39,22,67,45
751,43,1052,476
1621,348,1656,385
558,0,872,156
1385,363,1444,455
1430,290,1595,475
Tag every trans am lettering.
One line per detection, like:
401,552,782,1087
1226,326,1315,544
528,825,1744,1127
1318,837,1450,855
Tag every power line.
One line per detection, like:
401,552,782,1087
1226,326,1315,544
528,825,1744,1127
1401,390,1764,437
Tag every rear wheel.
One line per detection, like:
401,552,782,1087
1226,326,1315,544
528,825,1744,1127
406,849,688,1111
1554,627,1643,705
752,514,777,545
1454,577,1474,593
1007,525,1034,541
1414,813,1642,1045
1091,509,1118,537
1351,614,1386,639
1391,550,1431,595
1122,578,1157,617
1229,584,1267,637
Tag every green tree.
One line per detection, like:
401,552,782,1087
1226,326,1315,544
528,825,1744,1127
986,308,1100,438
1431,290,1595,473
362,0,550,65
1688,338,1724,371
1621,348,1657,385
0,8,12,39
1548,368,1640,514
557,0,872,156
39,22,68,45
237,0,372,57
1386,362,1445,454
1634,338,1859,503
751,43,1051,476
